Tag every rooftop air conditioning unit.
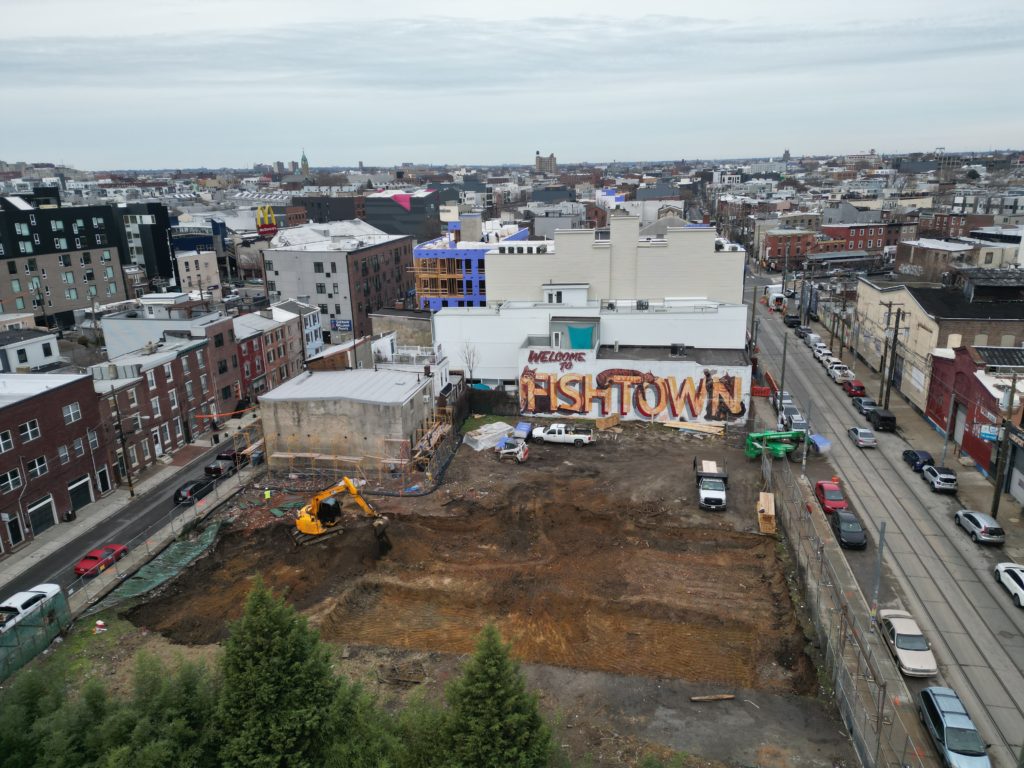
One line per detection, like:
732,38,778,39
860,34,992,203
636,300,649,310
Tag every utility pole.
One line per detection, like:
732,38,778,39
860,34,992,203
989,372,1019,520
778,333,789,404
112,395,135,498
877,301,897,402
801,401,812,477
882,309,903,410
870,521,887,626
940,388,958,466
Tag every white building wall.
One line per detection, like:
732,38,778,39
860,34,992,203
485,217,743,305
263,248,354,331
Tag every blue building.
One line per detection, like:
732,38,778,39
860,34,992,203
413,217,529,310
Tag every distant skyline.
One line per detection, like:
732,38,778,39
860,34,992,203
3,0,1023,170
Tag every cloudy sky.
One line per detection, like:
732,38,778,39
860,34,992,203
2,0,1022,169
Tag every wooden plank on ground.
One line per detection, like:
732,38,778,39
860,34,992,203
689,694,735,702
662,421,725,436
758,491,777,534
595,413,621,430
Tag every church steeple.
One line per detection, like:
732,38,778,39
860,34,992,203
300,149,309,176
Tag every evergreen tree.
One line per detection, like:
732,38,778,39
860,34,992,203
444,625,551,768
394,694,450,768
216,580,339,768
322,677,400,768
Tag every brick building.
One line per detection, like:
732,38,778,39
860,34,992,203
92,336,215,485
0,374,112,551
761,228,816,271
918,212,994,240
233,310,304,398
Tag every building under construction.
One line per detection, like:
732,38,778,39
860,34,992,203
258,368,452,488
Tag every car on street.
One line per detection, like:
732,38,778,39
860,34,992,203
852,396,878,416
922,465,958,493
795,325,812,339
902,449,935,472
73,544,129,576
994,562,1024,607
813,345,832,361
783,313,801,327
829,365,854,383
173,479,215,505
878,609,938,677
830,510,867,549
842,379,866,397
815,480,848,514
917,687,991,768
819,353,839,368
204,458,236,478
848,427,877,448
954,510,1005,546
0,584,62,634
771,390,794,413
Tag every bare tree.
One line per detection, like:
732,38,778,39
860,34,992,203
462,342,479,382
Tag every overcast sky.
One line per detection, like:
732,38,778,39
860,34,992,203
2,0,1022,170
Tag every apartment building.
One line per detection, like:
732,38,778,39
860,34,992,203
233,311,304,398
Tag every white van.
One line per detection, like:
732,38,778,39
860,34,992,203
0,584,61,634
804,333,822,348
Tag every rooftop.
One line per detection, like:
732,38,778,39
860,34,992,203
973,346,1024,370
907,286,1024,320
365,189,436,199
260,369,429,405
0,373,89,408
107,336,205,368
0,328,56,346
368,307,432,320
595,345,748,366
902,238,973,252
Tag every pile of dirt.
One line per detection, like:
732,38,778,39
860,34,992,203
128,435,815,693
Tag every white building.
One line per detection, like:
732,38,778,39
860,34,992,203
174,249,222,300
271,299,324,360
0,329,61,372
485,215,744,306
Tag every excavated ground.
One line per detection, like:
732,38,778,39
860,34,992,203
129,425,815,695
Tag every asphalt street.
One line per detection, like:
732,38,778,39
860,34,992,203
749,276,1024,767
3,443,223,596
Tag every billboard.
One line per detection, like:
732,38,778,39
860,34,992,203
256,206,278,238
517,348,749,423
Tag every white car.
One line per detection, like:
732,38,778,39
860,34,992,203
994,562,1024,607
813,345,832,361
830,367,854,383
878,609,938,677
0,583,62,634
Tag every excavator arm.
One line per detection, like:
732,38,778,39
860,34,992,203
293,477,391,554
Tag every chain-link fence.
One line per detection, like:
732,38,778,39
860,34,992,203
769,455,935,768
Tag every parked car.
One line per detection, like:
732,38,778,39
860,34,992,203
954,510,1005,545
922,465,958,493
852,396,878,416
994,562,1024,607
918,687,991,768
174,479,215,505
830,511,867,549
795,325,812,339
813,345,832,361
815,480,848,514
878,609,938,677
829,365,853,383
531,423,594,446
868,408,897,432
785,411,809,435
902,449,935,472
0,584,62,634
73,544,129,577
783,313,801,327
847,427,877,448
842,379,866,397
771,390,794,413
804,333,822,348
214,449,249,468
204,458,236,478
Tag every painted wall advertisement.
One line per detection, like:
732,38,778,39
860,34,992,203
518,348,749,423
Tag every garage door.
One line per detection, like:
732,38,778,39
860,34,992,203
953,404,968,446
68,475,93,512
27,496,56,536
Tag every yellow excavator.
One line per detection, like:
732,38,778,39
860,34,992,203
292,477,391,553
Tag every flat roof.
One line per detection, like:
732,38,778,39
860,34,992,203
0,373,89,408
596,345,747,366
260,368,429,405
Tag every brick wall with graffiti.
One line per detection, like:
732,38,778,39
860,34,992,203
518,349,750,423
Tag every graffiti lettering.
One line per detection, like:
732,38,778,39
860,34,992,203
527,350,587,371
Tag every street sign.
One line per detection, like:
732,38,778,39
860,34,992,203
979,424,999,442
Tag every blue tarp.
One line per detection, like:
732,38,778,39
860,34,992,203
567,325,593,349
809,434,832,454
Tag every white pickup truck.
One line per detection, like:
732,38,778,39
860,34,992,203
531,423,594,447
695,459,728,511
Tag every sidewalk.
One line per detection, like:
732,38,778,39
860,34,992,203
0,438,217,594
802,314,1024,561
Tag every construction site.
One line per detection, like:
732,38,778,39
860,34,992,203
125,417,854,766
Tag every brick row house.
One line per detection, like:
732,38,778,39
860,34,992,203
233,310,305,400
92,336,216,485
0,374,113,552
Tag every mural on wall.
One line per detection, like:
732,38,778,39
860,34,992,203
518,350,749,423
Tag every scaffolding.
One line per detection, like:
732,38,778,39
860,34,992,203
413,257,466,302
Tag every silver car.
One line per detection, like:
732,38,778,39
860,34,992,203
847,427,877,448
954,510,1005,546
922,465,958,493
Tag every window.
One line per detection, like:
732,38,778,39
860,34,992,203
104,266,114,279
163,363,173,381
16,349,27,364
214,333,224,348
146,370,156,388
19,419,40,442
151,397,161,417
313,262,324,273
196,351,205,369
62,402,82,424
141,440,150,461
126,387,138,407
185,381,194,400
58,445,70,464
26,456,48,479
200,374,208,393
182,357,190,375
218,359,228,374
0,431,11,453
0,468,22,493
88,429,98,450
129,445,139,467
264,259,273,271
59,254,71,267
73,437,85,457
6,262,15,276
14,298,24,310
65,288,78,300
107,283,117,296
221,385,232,400
101,250,112,262
10,278,20,293
315,283,326,295
169,390,178,410
14,222,29,236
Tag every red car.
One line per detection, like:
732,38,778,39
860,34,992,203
842,379,866,397
815,480,849,515
73,544,129,577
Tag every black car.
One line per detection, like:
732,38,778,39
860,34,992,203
830,511,867,549
794,325,812,339
783,314,801,327
173,479,214,505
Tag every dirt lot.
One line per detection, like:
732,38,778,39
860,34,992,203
127,422,854,766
